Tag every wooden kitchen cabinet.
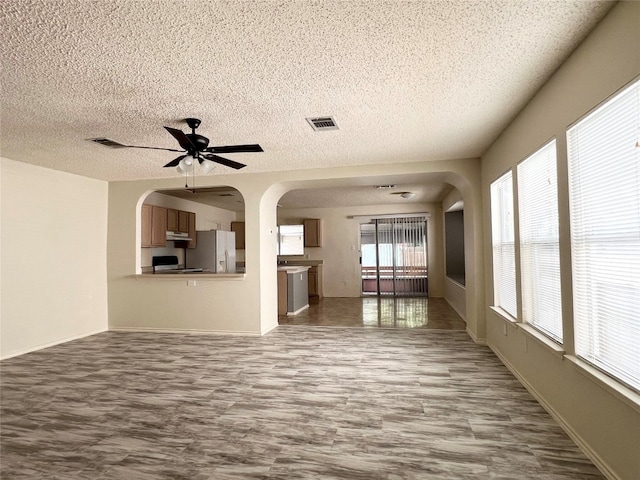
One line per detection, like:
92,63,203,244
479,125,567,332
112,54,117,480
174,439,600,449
303,219,322,247
277,270,288,315
141,204,153,247
167,208,190,234
307,265,323,298
142,204,168,247
231,221,246,249
167,208,178,232
178,210,189,233
150,205,167,247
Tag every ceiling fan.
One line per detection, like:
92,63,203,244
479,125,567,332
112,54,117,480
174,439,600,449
108,118,263,172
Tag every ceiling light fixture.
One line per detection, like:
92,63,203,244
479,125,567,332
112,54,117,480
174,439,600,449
400,192,416,199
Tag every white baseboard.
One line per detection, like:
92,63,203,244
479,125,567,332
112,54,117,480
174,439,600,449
465,327,486,345
286,304,310,316
108,326,262,336
261,322,279,335
444,297,467,323
488,343,619,480
0,327,108,360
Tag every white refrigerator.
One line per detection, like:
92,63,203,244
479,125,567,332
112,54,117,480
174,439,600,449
186,230,236,273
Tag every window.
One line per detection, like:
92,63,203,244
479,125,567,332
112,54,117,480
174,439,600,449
490,171,518,318
567,79,640,392
517,140,562,342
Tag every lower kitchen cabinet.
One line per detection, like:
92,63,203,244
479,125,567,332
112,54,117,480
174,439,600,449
277,270,288,315
307,265,323,298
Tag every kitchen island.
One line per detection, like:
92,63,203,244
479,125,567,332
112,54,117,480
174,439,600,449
277,266,310,315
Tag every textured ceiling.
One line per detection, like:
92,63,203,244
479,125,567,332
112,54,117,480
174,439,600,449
1,0,614,189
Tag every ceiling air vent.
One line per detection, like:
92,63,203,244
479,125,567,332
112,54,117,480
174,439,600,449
306,116,339,131
89,138,128,148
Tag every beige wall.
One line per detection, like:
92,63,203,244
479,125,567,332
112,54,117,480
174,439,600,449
0,158,108,359
278,203,445,298
481,2,640,479
107,159,482,337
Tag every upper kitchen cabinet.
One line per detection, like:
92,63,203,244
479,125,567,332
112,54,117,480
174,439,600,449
141,204,153,247
167,208,178,232
231,221,245,249
303,219,322,247
178,210,189,233
141,205,167,247
167,208,190,234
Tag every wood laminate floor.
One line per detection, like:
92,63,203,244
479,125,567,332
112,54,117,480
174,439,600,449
1,299,604,479
278,297,467,329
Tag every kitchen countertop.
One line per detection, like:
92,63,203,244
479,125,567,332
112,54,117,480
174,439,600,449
277,260,323,266
277,265,311,274
135,272,245,280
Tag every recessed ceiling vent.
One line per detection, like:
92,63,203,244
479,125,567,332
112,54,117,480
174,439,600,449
89,138,128,148
306,116,339,131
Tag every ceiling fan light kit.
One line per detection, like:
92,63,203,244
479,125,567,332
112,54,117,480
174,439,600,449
93,118,263,183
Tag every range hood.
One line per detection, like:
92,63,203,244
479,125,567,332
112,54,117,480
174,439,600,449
166,231,192,241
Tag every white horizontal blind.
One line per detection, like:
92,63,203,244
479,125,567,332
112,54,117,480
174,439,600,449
517,140,563,342
567,79,640,392
491,171,518,318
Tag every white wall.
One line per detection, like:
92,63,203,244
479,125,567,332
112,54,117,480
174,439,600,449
481,3,640,478
0,158,108,359
278,203,445,298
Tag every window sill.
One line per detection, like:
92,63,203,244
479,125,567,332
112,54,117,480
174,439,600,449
565,355,640,413
517,323,565,359
490,307,564,359
489,305,518,324
446,276,466,288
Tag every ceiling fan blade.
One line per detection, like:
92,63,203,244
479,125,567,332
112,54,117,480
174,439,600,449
125,144,185,153
202,153,246,170
204,144,264,154
163,154,188,168
164,126,196,151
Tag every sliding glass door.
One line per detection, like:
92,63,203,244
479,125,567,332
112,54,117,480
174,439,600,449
360,217,428,296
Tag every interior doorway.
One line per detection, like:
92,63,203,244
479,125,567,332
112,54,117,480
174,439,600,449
360,217,428,296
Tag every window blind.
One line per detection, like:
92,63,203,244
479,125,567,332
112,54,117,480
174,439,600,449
490,171,518,318
567,79,640,392
517,140,563,342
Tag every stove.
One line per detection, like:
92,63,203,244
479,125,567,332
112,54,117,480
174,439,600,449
152,255,204,274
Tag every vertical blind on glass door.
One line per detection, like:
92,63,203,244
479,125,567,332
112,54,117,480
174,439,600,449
567,79,640,392
490,171,518,318
517,140,563,343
